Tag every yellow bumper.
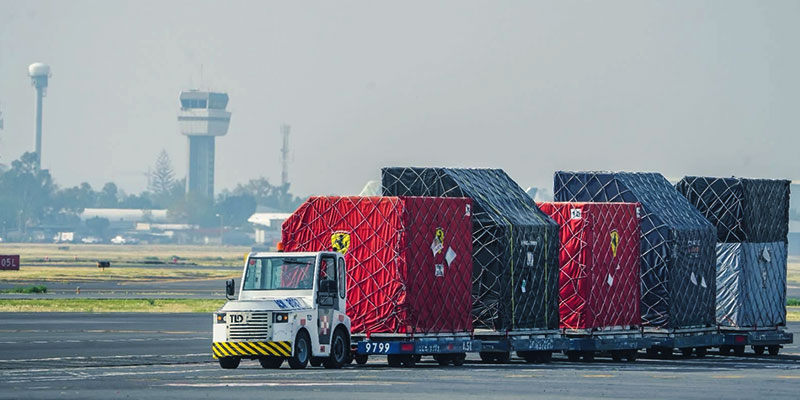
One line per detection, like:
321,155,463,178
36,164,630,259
212,341,292,359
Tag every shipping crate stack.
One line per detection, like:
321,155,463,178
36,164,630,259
676,177,792,355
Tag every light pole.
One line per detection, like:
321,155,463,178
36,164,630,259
215,213,224,245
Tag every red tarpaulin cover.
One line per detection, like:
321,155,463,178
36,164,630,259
282,196,473,335
537,202,641,330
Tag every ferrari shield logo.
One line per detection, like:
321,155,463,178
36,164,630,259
331,232,351,255
610,230,620,257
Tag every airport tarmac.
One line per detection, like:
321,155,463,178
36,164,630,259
0,313,798,399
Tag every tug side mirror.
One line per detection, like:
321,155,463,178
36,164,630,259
225,279,235,300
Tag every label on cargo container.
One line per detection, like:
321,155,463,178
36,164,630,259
331,232,351,255
0,255,19,271
690,272,698,286
687,240,701,259
610,230,620,257
435,264,444,277
760,247,771,263
526,252,534,267
431,228,444,256
606,274,614,287
701,276,707,288
445,247,457,266
570,208,582,220
465,204,471,216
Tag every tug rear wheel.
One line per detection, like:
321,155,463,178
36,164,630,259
219,356,241,369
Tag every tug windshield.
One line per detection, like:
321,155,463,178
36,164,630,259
242,256,315,290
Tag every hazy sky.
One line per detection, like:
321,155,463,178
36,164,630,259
0,1,798,198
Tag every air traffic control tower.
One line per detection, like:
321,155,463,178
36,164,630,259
178,91,231,199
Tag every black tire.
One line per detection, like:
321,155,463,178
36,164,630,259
753,345,765,356
719,345,731,355
387,354,403,367
479,352,495,363
733,345,745,357
310,357,323,367
452,353,465,366
402,355,416,368
659,348,673,359
694,347,707,358
288,330,311,369
259,357,283,369
495,352,511,363
219,356,241,369
323,328,349,369
538,352,552,363
768,345,780,356
435,355,451,366
566,351,581,362
680,347,693,357
610,351,623,362
582,351,595,362
645,347,659,357
355,354,369,365
625,350,638,362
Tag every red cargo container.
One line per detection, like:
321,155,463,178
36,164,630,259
536,202,641,330
282,196,473,335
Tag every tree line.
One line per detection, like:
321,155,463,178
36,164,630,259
0,150,303,237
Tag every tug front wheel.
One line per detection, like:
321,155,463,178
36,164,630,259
219,356,241,369
288,330,311,369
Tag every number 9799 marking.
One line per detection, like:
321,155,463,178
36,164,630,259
363,342,392,353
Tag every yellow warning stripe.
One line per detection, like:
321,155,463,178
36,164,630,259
212,341,292,358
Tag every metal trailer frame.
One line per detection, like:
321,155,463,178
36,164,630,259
352,332,481,367
718,327,793,356
644,326,723,358
563,327,648,362
474,329,569,363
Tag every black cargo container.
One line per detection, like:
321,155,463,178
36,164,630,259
676,176,790,328
382,167,560,331
554,172,717,329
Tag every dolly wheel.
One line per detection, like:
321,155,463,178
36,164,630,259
611,351,623,362
768,345,780,356
452,353,466,366
625,350,638,362
694,347,707,358
680,348,693,357
354,354,369,365
582,351,595,362
566,351,581,362
733,345,745,357
435,355,451,366
752,346,765,356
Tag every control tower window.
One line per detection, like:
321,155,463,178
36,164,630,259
181,99,208,109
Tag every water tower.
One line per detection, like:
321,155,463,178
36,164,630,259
178,91,231,199
28,62,51,169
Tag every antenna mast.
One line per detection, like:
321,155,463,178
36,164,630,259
280,124,290,187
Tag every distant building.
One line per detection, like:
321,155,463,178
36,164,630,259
248,212,292,245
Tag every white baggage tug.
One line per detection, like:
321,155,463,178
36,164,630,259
212,251,351,369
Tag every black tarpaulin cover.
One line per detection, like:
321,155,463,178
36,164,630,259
381,167,560,331
675,177,790,243
716,242,786,328
553,172,717,329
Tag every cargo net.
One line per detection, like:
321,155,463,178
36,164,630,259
717,242,787,328
382,167,560,331
282,196,474,335
676,176,791,243
538,202,641,330
554,172,717,329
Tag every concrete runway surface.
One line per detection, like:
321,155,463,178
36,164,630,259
0,313,798,399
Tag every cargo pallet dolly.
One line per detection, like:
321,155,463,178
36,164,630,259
352,332,481,367
563,326,648,362
644,326,722,358
474,329,568,363
717,327,793,356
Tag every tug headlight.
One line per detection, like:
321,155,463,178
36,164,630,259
274,313,289,323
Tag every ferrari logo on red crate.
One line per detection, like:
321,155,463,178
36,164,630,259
610,230,620,257
331,232,351,255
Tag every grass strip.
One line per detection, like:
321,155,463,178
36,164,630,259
0,267,238,282
0,299,225,313
788,307,800,323
788,298,800,307
0,285,47,294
